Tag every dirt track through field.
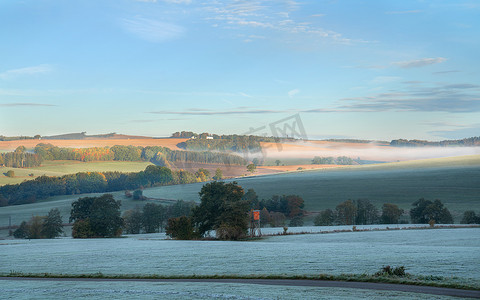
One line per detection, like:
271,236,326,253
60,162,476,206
1,277,479,298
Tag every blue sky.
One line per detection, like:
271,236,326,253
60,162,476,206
1,0,479,140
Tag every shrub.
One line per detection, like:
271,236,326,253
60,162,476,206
5,170,15,178
288,216,304,227
375,265,407,277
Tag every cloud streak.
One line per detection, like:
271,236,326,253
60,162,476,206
393,57,447,68
150,108,289,115
122,17,184,42
0,64,52,80
385,10,423,14
288,89,300,98
203,1,364,44
429,123,480,139
0,103,57,107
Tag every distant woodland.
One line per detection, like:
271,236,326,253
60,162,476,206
173,131,281,152
390,137,480,147
0,165,198,206
31,143,246,165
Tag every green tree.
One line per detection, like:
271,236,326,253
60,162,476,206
133,189,144,200
143,165,173,186
195,168,210,182
70,194,123,238
336,200,357,225
381,203,404,224
143,203,166,233
410,198,453,224
242,188,259,209
314,209,335,226
335,156,355,165
213,168,223,180
192,181,249,240
289,216,304,227
0,193,8,207
355,199,378,225
260,207,270,227
5,170,15,178
166,200,195,220
13,221,29,238
246,163,256,173
14,145,26,153
41,208,64,238
268,211,286,227
123,208,144,234
312,156,335,165
285,195,304,218
275,160,281,166
166,216,196,240
72,219,94,238
27,216,45,239
461,211,479,224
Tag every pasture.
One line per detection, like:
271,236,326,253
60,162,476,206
0,161,154,186
0,155,479,230
1,228,479,284
143,155,480,220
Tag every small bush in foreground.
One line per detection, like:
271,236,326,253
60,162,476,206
375,265,406,277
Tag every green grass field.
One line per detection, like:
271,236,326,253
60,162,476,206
0,160,153,186
1,155,479,233
0,189,176,232
142,155,480,222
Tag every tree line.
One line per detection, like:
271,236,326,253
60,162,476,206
313,198,456,226
12,185,480,241
390,136,480,147
0,165,222,206
32,143,246,165
0,146,42,168
175,133,282,153
311,156,357,165
13,208,64,239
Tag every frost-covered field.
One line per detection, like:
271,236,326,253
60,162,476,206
0,280,461,300
1,228,478,280
1,228,478,299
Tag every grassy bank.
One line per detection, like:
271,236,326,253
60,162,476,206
3,271,479,291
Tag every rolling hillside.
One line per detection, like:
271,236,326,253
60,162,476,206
1,155,478,234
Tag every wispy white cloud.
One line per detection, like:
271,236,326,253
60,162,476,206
122,16,184,42
393,57,447,68
319,82,480,113
150,108,289,115
385,10,423,14
288,89,300,98
0,64,52,80
203,1,364,45
0,102,57,107
429,123,480,139
371,76,402,84
238,92,252,98
433,70,460,75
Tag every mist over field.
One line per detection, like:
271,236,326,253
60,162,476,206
259,141,480,162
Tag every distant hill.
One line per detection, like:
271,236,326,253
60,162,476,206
42,132,152,140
